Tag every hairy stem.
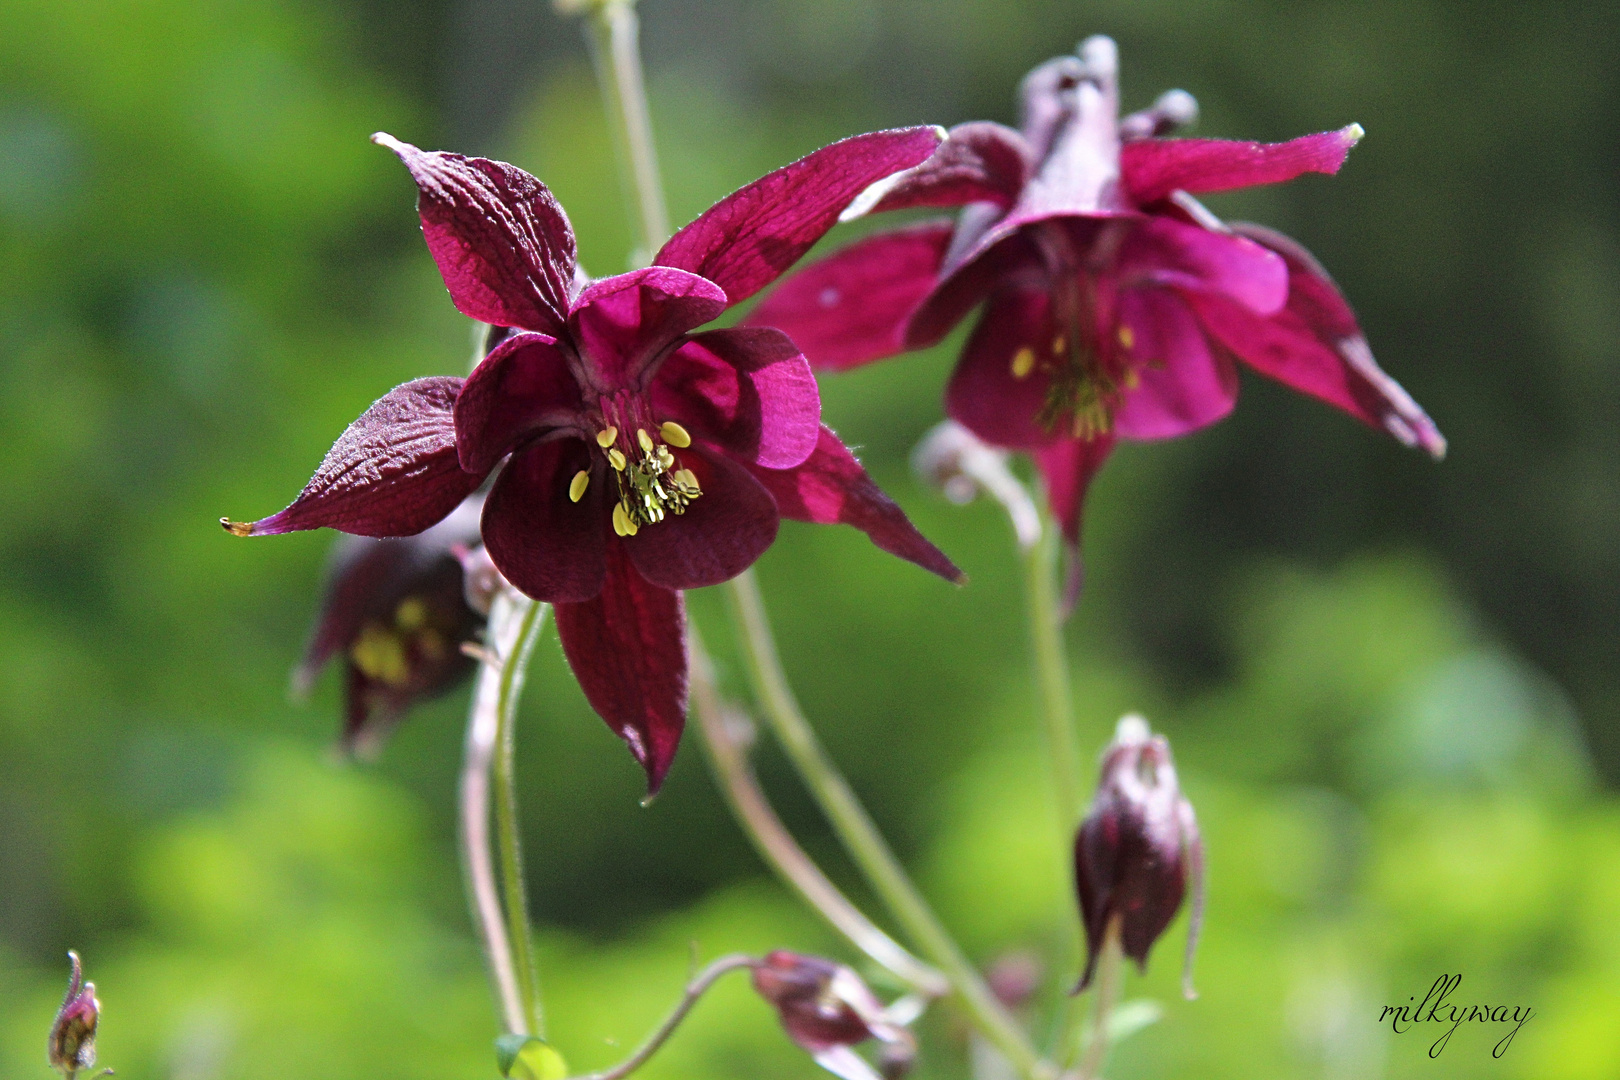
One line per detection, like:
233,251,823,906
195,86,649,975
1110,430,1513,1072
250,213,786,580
726,569,1053,1080
582,0,670,261
574,954,759,1080
688,629,949,998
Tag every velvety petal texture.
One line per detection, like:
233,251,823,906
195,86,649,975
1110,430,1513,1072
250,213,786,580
653,328,821,468
655,127,945,305
229,378,482,539
554,546,688,794
1036,435,1115,547
746,222,954,372
375,134,576,334
1117,216,1288,314
568,267,729,391
482,439,606,604
945,288,1061,450
1112,288,1238,439
623,449,781,590
454,332,583,474
1121,125,1363,206
853,122,1032,217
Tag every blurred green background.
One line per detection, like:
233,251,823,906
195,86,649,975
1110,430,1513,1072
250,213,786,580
2,0,1617,1076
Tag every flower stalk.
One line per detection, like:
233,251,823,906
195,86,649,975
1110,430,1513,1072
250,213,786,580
574,954,760,1080
579,0,670,260
1073,917,1123,1080
1022,509,1082,832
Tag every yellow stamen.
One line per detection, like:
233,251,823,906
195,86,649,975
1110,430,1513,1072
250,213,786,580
1052,335,1066,356
637,428,654,453
660,421,692,448
612,502,638,537
674,468,700,495
596,426,618,448
1123,368,1141,390
1010,347,1036,379
351,624,409,686
395,597,428,631
608,448,627,471
569,470,590,502
1117,325,1135,350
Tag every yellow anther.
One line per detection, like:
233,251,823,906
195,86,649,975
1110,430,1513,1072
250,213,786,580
657,446,675,468
608,448,627,471
569,470,590,502
660,421,692,448
1010,347,1036,379
395,597,428,631
637,428,654,453
1052,335,1066,356
351,624,409,685
1123,368,1141,390
1117,325,1135,350
612,502,638,537
596,426,618,448
674,468,700,494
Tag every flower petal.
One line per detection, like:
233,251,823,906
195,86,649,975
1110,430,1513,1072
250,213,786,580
1118,215,1287,315
568,266,729,392
652,328,821,469
1121,125,1363,206
374,134,576,334
454,332,584,474
944,288,1063,450
226,377,483,538
481,438,607,603
622,448,780,590
746,222,954,372
847,122,1032,218
904,226,1042,349
654,127,946,306
554,546,687,794
1035,433,1115,552
1113,288,1239,439
1191,223,1446,458
749,426,963,583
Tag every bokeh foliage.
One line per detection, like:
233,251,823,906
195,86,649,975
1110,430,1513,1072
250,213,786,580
1,1,1616,1077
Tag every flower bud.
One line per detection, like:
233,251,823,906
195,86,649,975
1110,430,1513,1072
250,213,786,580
48,951,99,1077
1073,715,1204,999
753,951,915,1080
293,496,486,755
912,421,1040,551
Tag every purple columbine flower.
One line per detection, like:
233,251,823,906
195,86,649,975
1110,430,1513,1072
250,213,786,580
751,36,1444,572
752,951,916,1080
48,951,100,1079
293,496,486,756
224,128,960,793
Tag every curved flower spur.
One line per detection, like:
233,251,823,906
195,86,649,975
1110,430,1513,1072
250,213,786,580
752,36,1444,579
223,127,962,793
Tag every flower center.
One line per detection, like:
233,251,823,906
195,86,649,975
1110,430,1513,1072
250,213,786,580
576,395,702,537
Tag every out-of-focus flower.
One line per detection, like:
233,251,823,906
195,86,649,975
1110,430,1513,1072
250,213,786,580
753,36,1443,575
912,420,1040,551
1073,715,1203,999
48,951,99,1078
753,950,916,1080
294,496,486,755
225,128,960,792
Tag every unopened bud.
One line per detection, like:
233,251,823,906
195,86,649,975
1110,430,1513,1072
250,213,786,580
1120,89,1199,141
985,950,1044,1012
1073,715,1204,1000
912,421,1040,551
753,951,915,1080
48,951,100,1078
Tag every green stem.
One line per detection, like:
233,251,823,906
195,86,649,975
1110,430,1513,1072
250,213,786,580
1074,918,1123,1079
726,569,1054,1080
573,954,759,1080
1024,516,1082,831
581,0,670,261
493,594,548,1036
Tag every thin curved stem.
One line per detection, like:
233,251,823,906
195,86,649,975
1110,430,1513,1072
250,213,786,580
1072,917,1123,1080
726,569,1054,1080
574,954,759,1080
582,0,670,261
1024,517,1082,832
688,629,949,998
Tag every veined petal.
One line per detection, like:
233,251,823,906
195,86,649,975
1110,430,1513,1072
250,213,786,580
1113,288,1239,439
482,439,607,603
654,127,946,306
554,545,687,794
622,448,780,590
746,222,954,372
225,378,483,538
374,134,576,334
944,288,1063,450
1191,224,1446,458
749,426,963,583
1118,215,1287,315
652,328,821,469
1035,433,1115,548
454,332,583,474
1121,125,1363,206
904,227,1042,350
848,122,1032,218
568,266,729,392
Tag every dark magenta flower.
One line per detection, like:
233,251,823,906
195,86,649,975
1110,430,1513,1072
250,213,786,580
225,127,960,792
48,951,100,1078
293,497,486,755
752,950,915,1080
1073,716,1203,999
752,36,1443,567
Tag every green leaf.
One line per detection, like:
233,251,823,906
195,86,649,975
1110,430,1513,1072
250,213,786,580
1107,998,1164,1044
495,1035,569,1080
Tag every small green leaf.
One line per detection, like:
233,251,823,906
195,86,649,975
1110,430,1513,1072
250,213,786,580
1107,998,1164,1044
495,1035,569,1080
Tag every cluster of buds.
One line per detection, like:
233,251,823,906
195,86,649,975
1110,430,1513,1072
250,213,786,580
1073,715,1204,999
48,952,104,1079
753,951,917,1080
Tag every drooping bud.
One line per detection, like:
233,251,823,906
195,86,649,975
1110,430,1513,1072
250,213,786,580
48,951,100,1078
293,495,487,755
985,950,1044,1012
1073,715,1204,1000
753,951,916,1080
912,421,1040,551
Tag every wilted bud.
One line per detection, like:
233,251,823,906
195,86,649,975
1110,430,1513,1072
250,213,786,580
912,421,1040,551
48,951,99,1077
293,496,486,755
753,951,915,1080
1073,715,1204,999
